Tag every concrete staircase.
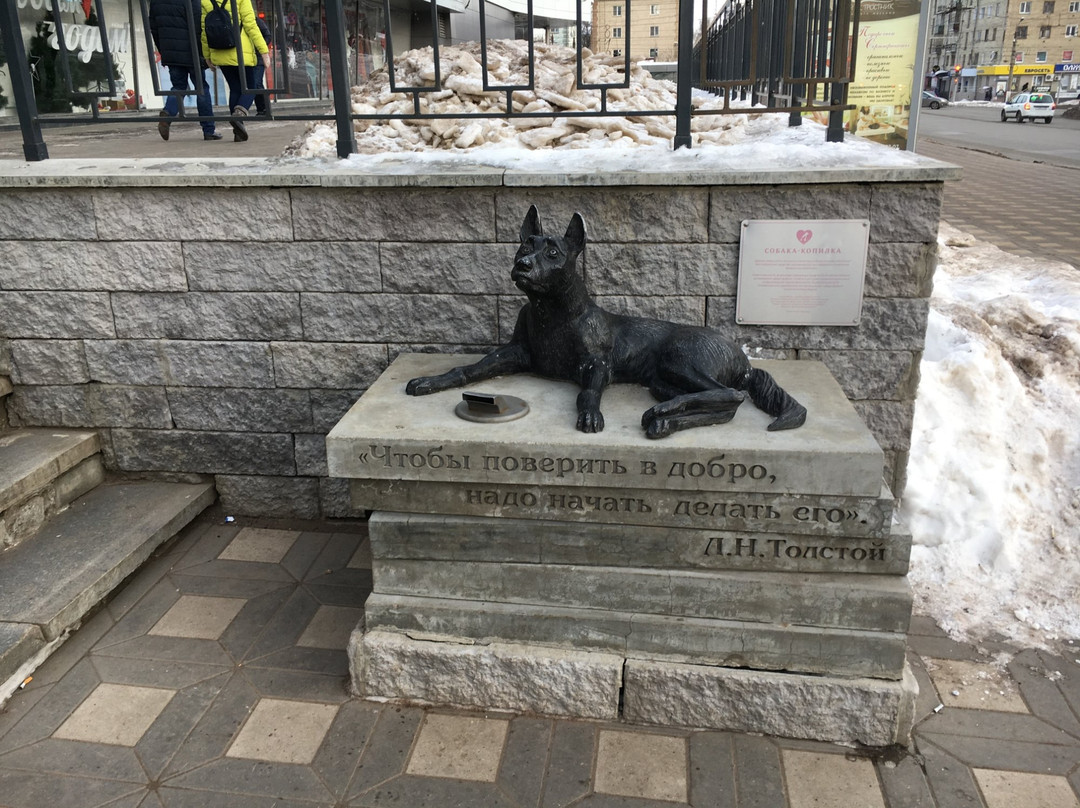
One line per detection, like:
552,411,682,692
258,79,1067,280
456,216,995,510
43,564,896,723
0,378,216,703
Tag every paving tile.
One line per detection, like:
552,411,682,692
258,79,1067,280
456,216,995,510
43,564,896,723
782,750,885,808
160,672,260,778
732,735,786,808
594,729,688,803
217,527,300,563
304,576,373,607
90,655,231,691
919,731,1080,775
303,533,370,580
163,758,336,803
166,573,293,601
279,531,333,581
875,755,935,808
0,659,100,756
497,717,552,807
54,682,176,746
405,713,509,782
909,651,944,724
1008,650,1080,739
689,732,736,808
918,737,986,808
163,787,335,808
239,665,351,703
168,524,241,572
347,537,372,570
351,774,520,808
0,737,147,785
311,700,381,799
0,770,145,808
158,788,333,808
174,557,297,584
243,645,350,677
24,607,114,691
925,658,1029,713
133,673,231,780
917,709,1080,746
242,588,322,661
216,584,295,662
148,596,246,641
541,721,596,808
136,792,167,808
297,605,364,649
91,635,236,668
906,633,984,663
105,553,177,623
347,706,424,800
972,769,1080,808
225,697,339,765
94,579,185,652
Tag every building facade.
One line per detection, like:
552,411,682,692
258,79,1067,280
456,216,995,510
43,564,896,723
925,0,1079,99
590,0,679,62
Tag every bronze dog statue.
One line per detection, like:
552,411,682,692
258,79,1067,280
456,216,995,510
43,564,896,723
406,205,807,438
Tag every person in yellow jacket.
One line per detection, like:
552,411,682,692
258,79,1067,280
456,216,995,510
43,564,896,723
201,0,270,141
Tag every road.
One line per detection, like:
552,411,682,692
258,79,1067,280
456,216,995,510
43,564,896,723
913,103,1080,267
915,101,1080,169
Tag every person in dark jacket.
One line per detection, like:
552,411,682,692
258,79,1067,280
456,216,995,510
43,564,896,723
149,0,221,141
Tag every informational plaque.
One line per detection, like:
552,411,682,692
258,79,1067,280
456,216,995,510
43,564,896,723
736,220,869,326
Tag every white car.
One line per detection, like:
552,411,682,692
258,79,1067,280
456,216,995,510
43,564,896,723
1001,92,1056,123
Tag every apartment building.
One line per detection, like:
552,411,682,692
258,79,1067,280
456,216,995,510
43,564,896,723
926,0,1079,99
590,0,679,62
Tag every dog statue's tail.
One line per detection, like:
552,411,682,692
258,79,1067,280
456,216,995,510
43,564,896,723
746,368,807,431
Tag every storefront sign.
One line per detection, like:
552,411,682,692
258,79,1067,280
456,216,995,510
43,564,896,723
1056,63,1080,73
736,220,869,327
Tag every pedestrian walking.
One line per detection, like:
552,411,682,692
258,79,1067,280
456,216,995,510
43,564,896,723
201,0,270,141
149,0,222,141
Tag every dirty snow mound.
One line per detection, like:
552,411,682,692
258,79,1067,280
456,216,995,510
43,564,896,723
287,40,758,157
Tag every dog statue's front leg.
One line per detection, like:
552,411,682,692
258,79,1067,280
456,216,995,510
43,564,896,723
575,356,611,433
406,343,530,396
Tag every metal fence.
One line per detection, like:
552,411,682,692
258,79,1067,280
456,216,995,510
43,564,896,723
0,0,858,161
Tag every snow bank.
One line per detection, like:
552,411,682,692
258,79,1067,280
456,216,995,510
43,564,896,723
901,224,1080,648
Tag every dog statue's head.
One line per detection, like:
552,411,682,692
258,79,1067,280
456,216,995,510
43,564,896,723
511,205,586,296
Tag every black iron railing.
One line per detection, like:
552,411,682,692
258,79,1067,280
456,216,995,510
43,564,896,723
0,0,857,161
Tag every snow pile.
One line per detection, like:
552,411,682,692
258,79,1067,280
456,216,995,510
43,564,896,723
289,39,794,157
901,223,1080,648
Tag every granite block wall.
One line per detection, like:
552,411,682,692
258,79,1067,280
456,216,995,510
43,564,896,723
0,176,944,518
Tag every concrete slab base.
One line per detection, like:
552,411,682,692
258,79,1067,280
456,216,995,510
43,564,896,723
351,629,918,746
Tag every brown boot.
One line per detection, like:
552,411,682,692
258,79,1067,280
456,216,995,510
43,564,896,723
158,110,171,141
230,106,248,142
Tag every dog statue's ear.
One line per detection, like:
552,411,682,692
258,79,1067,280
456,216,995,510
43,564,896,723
520,205,543,242
564,212,586,255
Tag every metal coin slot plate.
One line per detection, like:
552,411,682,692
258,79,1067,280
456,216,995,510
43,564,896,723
455,391,530,423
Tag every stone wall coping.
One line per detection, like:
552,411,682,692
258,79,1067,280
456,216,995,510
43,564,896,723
0,154,961,189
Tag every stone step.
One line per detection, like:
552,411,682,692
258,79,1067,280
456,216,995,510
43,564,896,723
0,480,216,689
372,560,913,633
363,594,908,679
1,428,104,548
369,511,912,575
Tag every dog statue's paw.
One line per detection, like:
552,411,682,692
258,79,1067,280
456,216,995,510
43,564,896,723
406,376,440,396
577,407,605,433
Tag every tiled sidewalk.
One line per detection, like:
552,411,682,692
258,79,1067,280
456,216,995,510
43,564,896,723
1,518,1078,808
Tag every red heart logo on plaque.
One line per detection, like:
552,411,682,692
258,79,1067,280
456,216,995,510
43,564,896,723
796,229,813,244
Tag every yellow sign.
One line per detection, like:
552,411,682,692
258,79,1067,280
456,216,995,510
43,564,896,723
976,64,1053,75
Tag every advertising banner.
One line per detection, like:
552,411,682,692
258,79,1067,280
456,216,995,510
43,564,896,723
846,0,923,149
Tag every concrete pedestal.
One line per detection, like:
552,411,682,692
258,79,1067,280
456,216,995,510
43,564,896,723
328,353,917,745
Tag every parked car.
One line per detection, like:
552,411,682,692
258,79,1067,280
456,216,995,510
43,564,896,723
921,91,949,109
1001,92,1056,123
